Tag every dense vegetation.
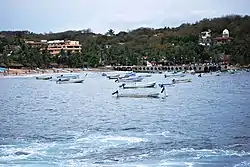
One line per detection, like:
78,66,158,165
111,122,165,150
0,15,250,68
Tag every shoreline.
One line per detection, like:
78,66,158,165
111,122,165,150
0,68,115,78
0,65,248,78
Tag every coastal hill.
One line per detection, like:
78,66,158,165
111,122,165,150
0,15,250,68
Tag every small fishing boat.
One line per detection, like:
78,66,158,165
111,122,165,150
57,73,79,79
164,72,186,78
0,67,7,73
56,79,84,84
198,72,221,77
123,72,136,78
112,85,167,98
56,74,87,84
172,79,191,84
158,83,174,87
107,74,120,79
50,78,70,82
36,76,52,80
115,76,143,83
119,82,156,89
138,74,152,78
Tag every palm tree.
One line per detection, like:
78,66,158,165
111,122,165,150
106,29,115,36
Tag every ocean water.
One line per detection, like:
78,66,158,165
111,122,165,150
0,71,250,167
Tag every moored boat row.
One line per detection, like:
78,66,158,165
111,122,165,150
35,73,87,84
33,68,248,99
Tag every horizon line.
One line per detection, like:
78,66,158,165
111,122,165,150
0,14,248,35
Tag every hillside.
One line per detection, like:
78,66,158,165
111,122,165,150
0,15,250,68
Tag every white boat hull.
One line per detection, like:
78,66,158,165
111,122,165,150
115,77,143,83
120,82,156,89
114,93,160,98
172,79,191,84
164,73,186,77
56,79,84,84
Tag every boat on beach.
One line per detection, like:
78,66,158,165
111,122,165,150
0,67,7,73
119,82,156,89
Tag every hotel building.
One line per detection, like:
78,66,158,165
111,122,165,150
25,40,82,55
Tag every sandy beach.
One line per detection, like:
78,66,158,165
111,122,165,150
0,67,115,78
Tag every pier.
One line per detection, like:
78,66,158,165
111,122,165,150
113,65,228,73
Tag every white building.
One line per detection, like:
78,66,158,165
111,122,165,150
214,29,232,44
222,29,230,38
199,29,212,46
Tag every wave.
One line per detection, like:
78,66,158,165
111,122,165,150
0,142,55,163
2,130,250,166
76,134,147,145
234,161,250,167
100,136,146,143
159,161,195,167
1,143,250,166
225,143,248,149
163,148,250,159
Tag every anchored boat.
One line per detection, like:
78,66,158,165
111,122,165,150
57,73,79,79
158,83,174,87
138,74,152,78
115,76,143,83
56,74,87,84
107,74,120,79
198,72,221,77
122,72,136,78
172,78,191,84
164,72,186,78
36,76,52,80
119,82,156,89
112,85,167,98
56,79,84,84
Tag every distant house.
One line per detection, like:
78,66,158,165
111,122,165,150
214,29,233,44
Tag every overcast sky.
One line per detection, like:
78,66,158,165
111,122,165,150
1,0,249,34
